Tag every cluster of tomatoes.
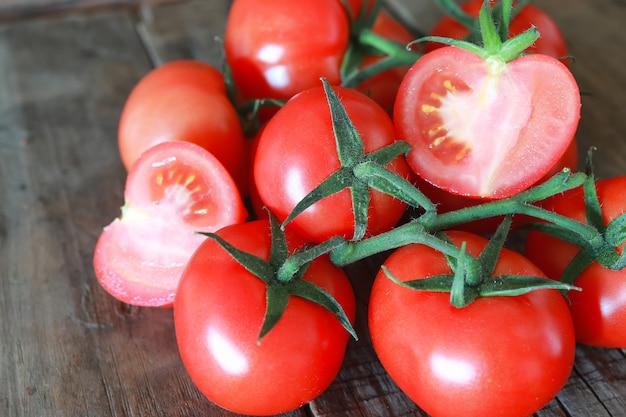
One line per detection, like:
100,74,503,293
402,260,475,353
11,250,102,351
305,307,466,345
92,1,626,416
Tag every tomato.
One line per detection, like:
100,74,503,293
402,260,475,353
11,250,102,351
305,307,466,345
525,176,626,347
394,45,580,199
224,0,350,104
369,231,576,417
117,60,248,195
93,141,247,307
426,0,569,61
254,84,412,243
174,220,356,415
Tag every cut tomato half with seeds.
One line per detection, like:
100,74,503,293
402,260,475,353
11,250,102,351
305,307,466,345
94,141,247,307
394,46,580,199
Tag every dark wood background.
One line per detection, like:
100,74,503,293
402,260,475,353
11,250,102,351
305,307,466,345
1,0,625,416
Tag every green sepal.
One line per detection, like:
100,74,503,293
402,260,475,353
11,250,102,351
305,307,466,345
382,266,455,292
287,279,358,341
354,161,436,212
449,242,481,307
259,283,291,341
559,250,595,287
197,231,275,285
605,214,626,249
281,168,354,231
480,275,580,296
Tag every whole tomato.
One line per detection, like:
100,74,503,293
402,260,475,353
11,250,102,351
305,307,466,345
224,0,350,104
369,231,576,417
525,176,626,347
254,83,412,243
174,220,356,415
427,0,569,61
117,60,248,195
224,0,416,115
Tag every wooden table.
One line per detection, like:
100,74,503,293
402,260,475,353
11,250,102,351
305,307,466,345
1,1,625,416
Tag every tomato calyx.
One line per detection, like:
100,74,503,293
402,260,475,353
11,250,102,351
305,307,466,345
340,0,420,89
432,0,530,45
281,78,434,241
200,210,357,341
412,0,538,64
527,149,626,284
381,216,578,308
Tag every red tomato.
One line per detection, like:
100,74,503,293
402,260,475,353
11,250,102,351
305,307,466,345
394,46,580,199
174,220,356,415
93,141,247,307
224,0,350,103
369,231,576,417
427,0,569,61
525,176,626,347
117,60,248,195
254,84,412,243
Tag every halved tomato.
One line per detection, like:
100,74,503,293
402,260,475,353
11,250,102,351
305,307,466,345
93,141,247,307
394,46,580,199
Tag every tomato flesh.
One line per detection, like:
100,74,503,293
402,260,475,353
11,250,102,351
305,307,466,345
94,141,247,307
394,46,580,199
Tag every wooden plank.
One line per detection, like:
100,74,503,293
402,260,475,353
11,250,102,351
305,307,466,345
0,7,304,417
0,0,186,21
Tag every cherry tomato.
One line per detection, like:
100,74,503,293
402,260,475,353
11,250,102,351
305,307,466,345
174,220,356,415
93,141,247,307
369,231,576,417
525,176,626,347
427,0,569,61
224,0,350,103
254,84,412,243
394,46,580,199
117,60,248,195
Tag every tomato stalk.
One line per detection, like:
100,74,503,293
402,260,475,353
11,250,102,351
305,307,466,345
330,169,588,267
431,0,530,43
340,0,420,89
527,149,626,283
410,0,538,63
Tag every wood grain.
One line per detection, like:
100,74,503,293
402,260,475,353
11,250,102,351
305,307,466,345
1,0,626,416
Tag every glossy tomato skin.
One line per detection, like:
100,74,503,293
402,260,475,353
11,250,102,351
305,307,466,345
525,177,626,347
224,0,350,104
369,231,576,417
254,84,412,243
427,0,569,61
174,220,356,416
394,46,580,199
94,141,247,307
117,60,248,195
